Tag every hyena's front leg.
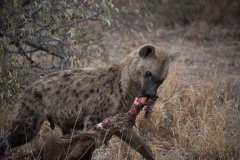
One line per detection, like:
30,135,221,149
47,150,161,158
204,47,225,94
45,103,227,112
0,108,43,152
116,128,154,160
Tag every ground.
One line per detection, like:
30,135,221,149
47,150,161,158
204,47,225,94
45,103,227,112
1,23,240,159
92,24,240,159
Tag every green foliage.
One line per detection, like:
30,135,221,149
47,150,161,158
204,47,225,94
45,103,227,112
0,0,116,109
0,75,14,101
0,0,115,69
0,69,19,110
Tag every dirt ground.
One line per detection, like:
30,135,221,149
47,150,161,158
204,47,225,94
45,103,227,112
1,0,240,159
91,24,240,159
2,23,240,159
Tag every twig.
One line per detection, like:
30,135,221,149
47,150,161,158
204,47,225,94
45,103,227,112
15,42,35,64
24,40,65,59
52,11,102,32
34,17,55,34
30,0,47,18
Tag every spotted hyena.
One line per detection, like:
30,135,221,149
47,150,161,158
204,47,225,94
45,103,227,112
0,44,179,159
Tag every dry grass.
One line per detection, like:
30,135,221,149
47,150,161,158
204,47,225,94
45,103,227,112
99,71,239,160
94,21,240,159
2,36,240,160
1,44,240,160
126,70,239,159
1,18,240,160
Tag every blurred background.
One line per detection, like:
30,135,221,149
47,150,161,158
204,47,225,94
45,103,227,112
0,0,240,159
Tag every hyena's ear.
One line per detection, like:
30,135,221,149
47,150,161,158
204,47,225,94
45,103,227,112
138,44,156,59
170,52,181,62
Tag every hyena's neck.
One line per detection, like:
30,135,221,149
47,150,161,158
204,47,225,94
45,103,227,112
106,63,140,112
120,64,140,104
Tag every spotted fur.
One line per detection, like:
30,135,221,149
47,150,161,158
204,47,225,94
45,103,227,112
0,44,179,154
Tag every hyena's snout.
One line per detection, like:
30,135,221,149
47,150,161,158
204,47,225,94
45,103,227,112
141,75,164,98
142,87,157,98
141,81,159,98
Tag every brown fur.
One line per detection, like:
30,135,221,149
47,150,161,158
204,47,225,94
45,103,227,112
0,44,179,159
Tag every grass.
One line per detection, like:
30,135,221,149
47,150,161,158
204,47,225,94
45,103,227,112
1,36,240,160
1,6,240,158
83,51,239,160
1,34,240,160
115,68,239,160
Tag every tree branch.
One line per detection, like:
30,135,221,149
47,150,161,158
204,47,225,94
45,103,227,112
24,40,66,59
15,42,35,64
52,11,103,32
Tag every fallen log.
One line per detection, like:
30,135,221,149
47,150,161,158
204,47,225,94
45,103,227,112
10,96,157,160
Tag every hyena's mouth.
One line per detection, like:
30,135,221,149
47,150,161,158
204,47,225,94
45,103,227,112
141,90,158,99
139,93,159,103
148,95,159,103
137,95,158,105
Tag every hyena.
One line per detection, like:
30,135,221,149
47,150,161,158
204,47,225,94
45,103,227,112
0,44,179,159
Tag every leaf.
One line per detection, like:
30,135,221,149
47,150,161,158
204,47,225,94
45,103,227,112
105,19,111,27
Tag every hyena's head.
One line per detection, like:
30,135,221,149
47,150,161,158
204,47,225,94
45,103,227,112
123,44,180,98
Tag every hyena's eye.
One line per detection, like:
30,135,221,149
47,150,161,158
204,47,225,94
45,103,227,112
145,71,152,77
